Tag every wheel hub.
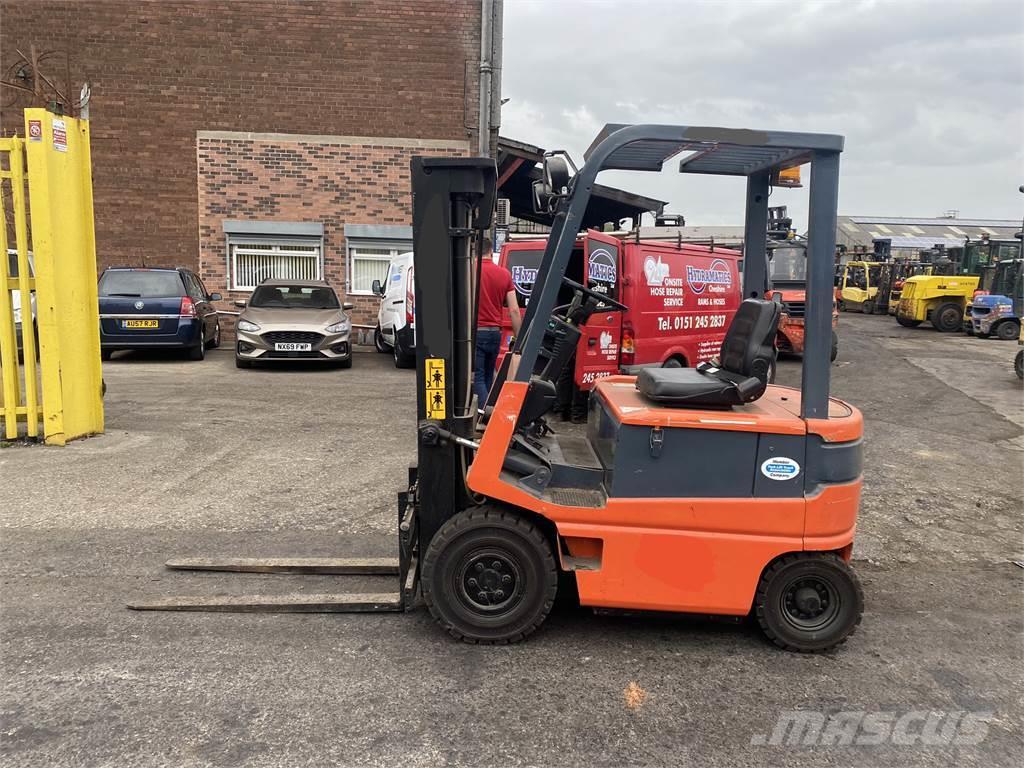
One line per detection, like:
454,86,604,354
782,576,838,630
459,551,519,613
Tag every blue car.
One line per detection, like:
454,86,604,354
98,267,222,360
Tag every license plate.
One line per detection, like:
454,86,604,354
123,319,159,329
274,342,312,351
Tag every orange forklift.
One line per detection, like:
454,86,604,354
133,124,865,653
765,206,839,362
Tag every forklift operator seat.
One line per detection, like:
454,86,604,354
635,299,781,408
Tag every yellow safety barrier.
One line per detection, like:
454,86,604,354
0,109,104,444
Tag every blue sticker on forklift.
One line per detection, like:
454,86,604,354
760,457,800,481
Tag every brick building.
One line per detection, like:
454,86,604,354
0,0,483,327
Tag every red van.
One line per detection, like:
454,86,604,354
497,230,743,395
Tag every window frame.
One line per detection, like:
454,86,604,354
222,221,325,293
346,238,412,296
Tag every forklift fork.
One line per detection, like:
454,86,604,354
128,484,420,614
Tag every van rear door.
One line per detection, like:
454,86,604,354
574,230,623,390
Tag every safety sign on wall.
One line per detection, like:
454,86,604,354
424,357,446,419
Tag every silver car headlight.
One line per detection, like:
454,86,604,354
237,319,261,332
325,319,350,334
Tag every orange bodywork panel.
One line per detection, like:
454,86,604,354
467,376,862,617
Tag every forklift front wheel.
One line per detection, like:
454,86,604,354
754,553,863,653
421,507,558,644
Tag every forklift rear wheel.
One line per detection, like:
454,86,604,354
896,316,921,328
931,303,963,333
754,553,863,653
421,507,558,644
862,301,874,315
995,320,1020,341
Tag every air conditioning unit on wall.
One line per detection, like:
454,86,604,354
495,198,511,227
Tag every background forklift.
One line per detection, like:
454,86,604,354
765,206,839,361
870,239,936,316
970,257,1023,340
895,235,1013,331
133,123,865,653
838,259,882,313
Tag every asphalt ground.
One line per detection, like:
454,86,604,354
1,312,1022,767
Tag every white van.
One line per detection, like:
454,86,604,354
371,251,415,368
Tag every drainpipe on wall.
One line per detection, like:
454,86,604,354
489,0,504,157
478,0,494,157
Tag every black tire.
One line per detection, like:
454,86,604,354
393,337,415,369
755,552,864,653
862,301,874,315
661,357,683,368
208,322,221,349
235,356,251,369
931,302,963,333
896,316,921,328
374,325,389,353
995,320,1020,341
830,331,838,362
336,356,353,369
1016,350,1023,380
101,349,112,361
421,507,558,644
188,337,206,361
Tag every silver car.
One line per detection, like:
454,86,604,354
234,280,353,368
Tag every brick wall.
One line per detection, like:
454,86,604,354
197,132,468,334
0,0,481,273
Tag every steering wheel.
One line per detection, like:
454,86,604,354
561,277,628,312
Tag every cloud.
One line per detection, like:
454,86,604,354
500,0,1024,227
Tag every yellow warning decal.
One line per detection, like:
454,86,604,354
425,357,446,419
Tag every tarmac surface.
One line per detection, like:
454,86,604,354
1,312,1022,767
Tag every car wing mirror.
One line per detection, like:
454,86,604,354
342,302,354,311
233,300,246,308
371,279,383,296
209,292,223,302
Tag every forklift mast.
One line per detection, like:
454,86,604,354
409,157,497,546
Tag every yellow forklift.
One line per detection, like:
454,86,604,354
896,236,1014,331
838,260,882,313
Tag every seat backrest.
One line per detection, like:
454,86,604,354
310,288,332,306
719,299,780,383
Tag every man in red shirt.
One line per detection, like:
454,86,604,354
475,237,522,406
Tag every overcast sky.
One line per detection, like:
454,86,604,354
500,0,1024,229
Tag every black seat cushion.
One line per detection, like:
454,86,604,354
635,299,780,408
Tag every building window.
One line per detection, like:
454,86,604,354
230,242,322,290
222,220,325,292
343,225,414,295
348,244,402,294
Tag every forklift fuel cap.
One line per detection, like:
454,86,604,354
760,457,800,481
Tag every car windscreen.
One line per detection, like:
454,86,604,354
250,285,340,309
98,270,185,297
769,247,806,282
